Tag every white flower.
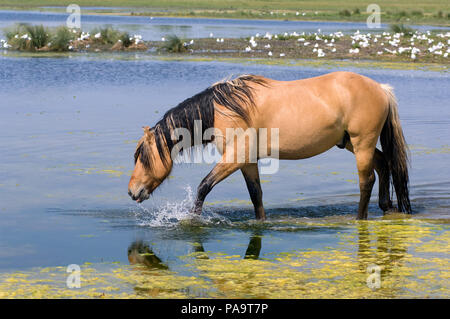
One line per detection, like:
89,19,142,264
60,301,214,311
94,33,101,39
349,48,359,54
331,48,336,52
268,51,272,56
264,44,271,48
279,53,285,57
317,49,325,57
245,46,252,52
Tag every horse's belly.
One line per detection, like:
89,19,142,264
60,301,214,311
276,124,343,160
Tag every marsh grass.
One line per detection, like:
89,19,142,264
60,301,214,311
160,35,187,53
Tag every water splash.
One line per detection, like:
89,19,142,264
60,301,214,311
132,186,231,228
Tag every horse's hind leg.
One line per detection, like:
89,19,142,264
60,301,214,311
373,149,394,212
346,144,392,214
241,164,266,220
345,139,376,220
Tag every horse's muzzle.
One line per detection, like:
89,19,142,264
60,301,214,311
128,187,150,203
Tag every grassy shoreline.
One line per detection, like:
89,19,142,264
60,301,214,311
0,1,449,26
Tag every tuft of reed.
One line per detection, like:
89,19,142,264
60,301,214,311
4,24,50,51
119,32,132,47
160,35,187,53
339,9,351,17
92,27,122,44
390,23,414,36
50,26,76,51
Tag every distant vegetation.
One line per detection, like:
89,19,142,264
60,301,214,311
0,1,448,25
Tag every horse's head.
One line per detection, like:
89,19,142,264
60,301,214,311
128,126,172,203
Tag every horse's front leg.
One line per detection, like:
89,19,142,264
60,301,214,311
241,163,266,220
191,160,243,215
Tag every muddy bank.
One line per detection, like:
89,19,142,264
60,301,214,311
149,31,449,64
3,30,449,64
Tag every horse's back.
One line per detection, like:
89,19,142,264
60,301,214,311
252,72,389,159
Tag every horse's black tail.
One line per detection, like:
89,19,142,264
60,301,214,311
380,84,411,213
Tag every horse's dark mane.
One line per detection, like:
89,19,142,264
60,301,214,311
134,74,268,170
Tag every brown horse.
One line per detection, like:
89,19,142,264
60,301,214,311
128,72,411,220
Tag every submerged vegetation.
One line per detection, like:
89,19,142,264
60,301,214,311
0,219,448,298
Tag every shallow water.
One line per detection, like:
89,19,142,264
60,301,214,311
0,54,449,298
1,9,449,41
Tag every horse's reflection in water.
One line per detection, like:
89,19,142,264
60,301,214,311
357,221,407,289
127,240,168,270
127,231,263,270
191,231,263,260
